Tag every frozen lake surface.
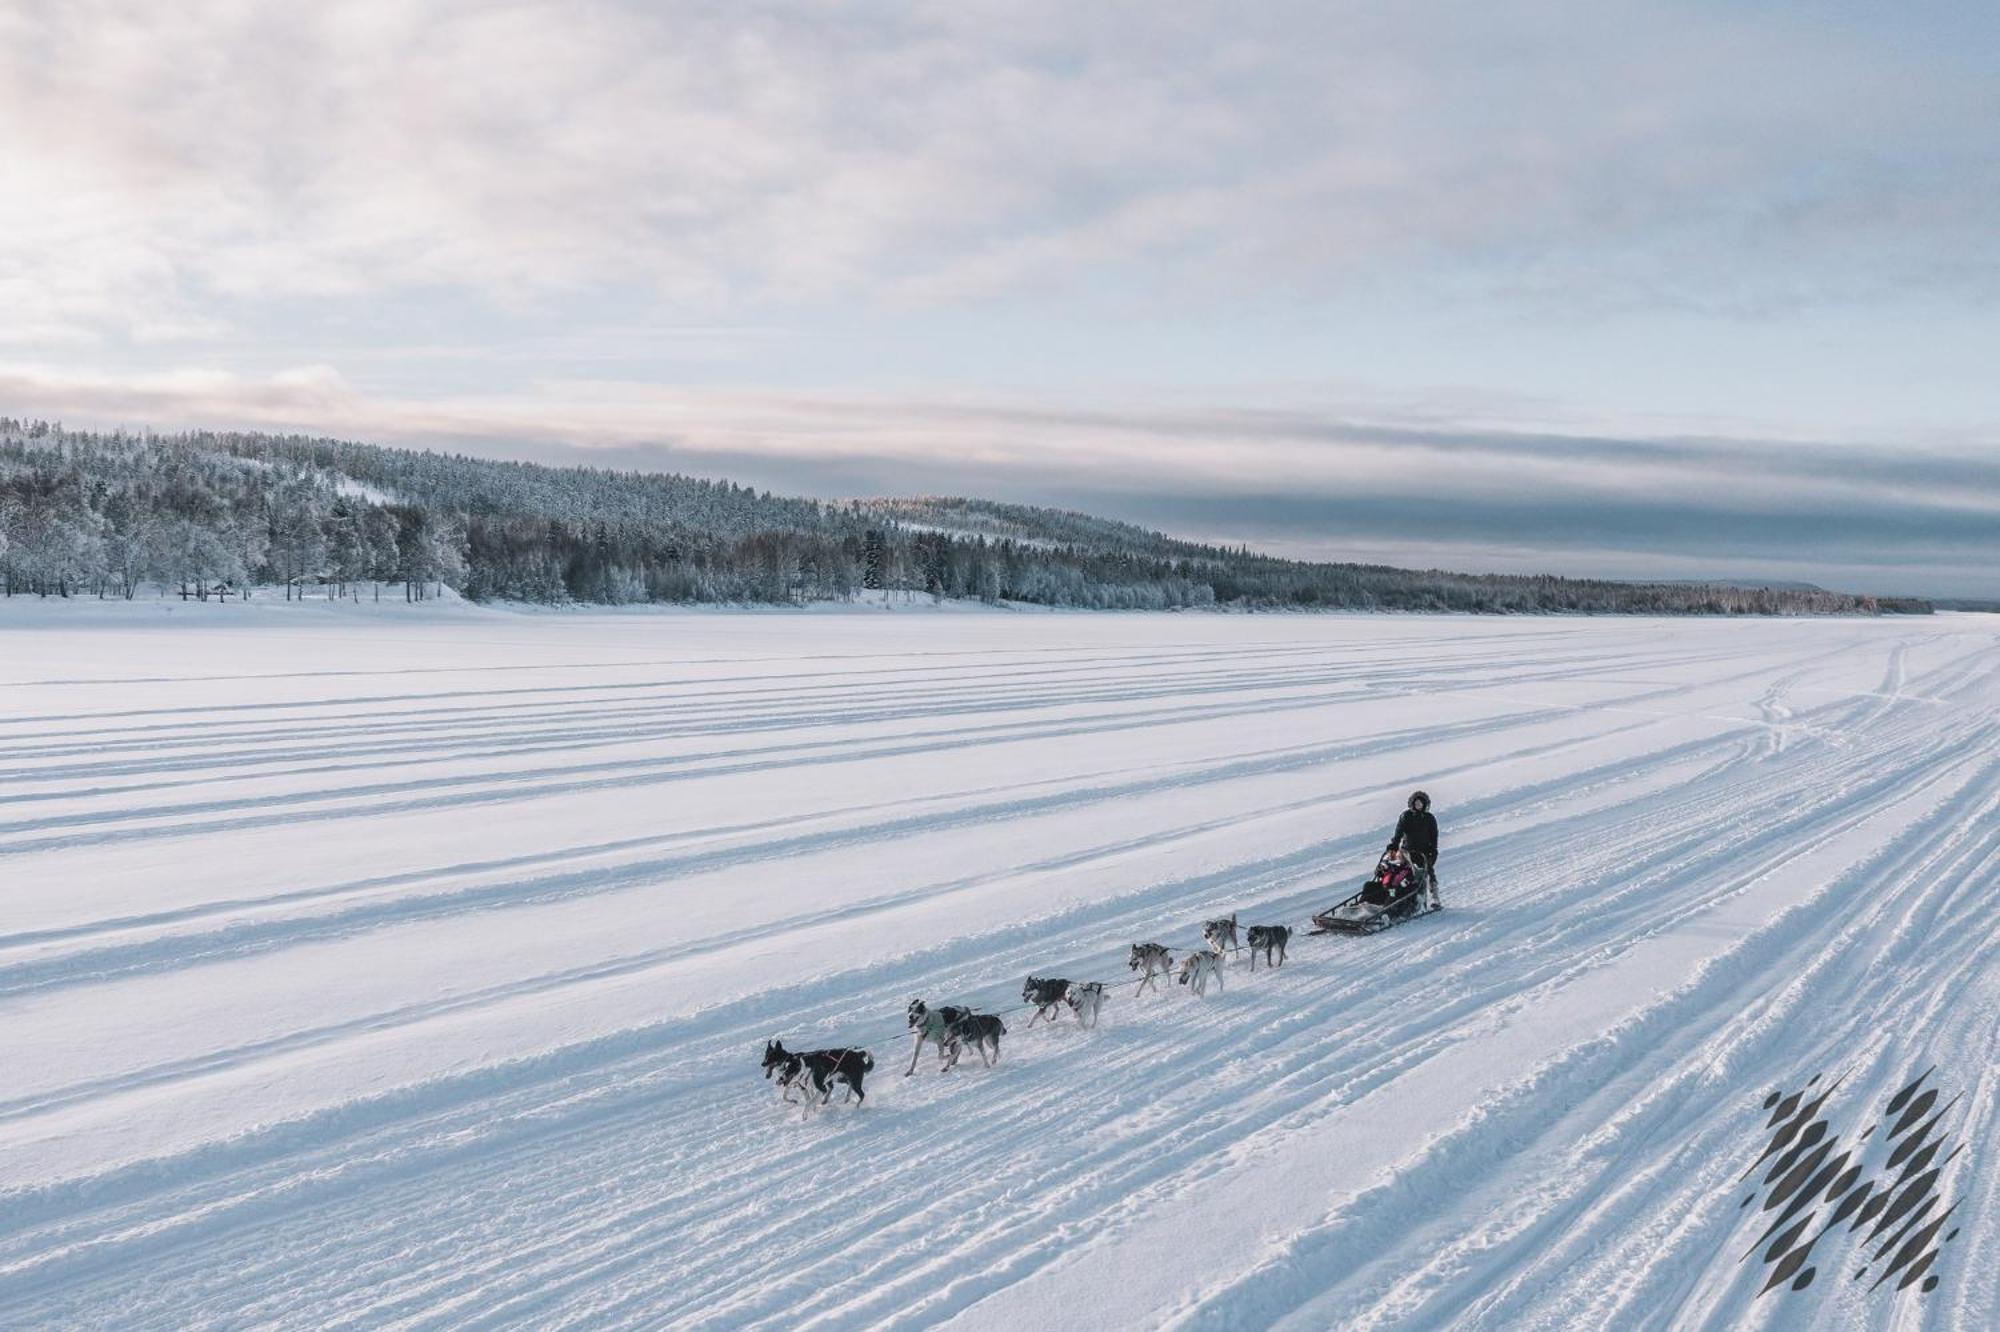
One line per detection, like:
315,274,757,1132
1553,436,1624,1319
1,604,1995,1329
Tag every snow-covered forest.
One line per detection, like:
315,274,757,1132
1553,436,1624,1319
0,421,1931,614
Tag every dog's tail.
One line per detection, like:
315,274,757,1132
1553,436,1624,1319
860,1052,876,1072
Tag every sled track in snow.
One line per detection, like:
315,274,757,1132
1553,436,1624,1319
0,613,1994,1330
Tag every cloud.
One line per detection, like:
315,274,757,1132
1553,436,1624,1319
5,1,1999,344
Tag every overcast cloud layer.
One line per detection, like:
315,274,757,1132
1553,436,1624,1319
3,1,1996,595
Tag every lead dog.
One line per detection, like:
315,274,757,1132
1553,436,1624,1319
762,1040,812,1103
940,1013,1008,1070
762,1039,875,1107
1202,912,1240,959
1129,942,1174,994
1023,976,1073,1025
1246,924,1291,970
1178,949,1224,996
1065,980,1107,1028
905,998,972,1075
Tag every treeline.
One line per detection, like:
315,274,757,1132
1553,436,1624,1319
0,421,1928,615
867,496,1190,557
0,426,462,600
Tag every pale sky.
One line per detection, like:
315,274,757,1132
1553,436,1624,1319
3,1,1997,594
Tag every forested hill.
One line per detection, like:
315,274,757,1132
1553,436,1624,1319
865,497,1193,558
0,421,1931,614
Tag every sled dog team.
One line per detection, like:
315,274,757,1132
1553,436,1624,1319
761,792,1440,1111
760,913,1293,1110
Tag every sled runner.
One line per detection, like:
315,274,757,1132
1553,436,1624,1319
1309,853,1440,935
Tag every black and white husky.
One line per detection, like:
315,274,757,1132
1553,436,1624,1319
1065,980,1107,1028
762,1039,874,1107
1128,942,1174,994
1245,924,1291,970
1022,976,1072,1025
1202,912,1240,959
1177,949,1224,996
762,1041,812,1102
940,1013,1007,1070
905,999,972,1075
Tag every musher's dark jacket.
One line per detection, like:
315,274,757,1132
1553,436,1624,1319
1389,807,1438,861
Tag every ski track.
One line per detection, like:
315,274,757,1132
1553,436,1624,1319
0,610,1994,1331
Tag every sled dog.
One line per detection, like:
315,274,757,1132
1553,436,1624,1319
1177,949,1224,996
1128,943,1174,994
1246,924,1291,970
940,1013,1008,1070
1022,976,1073,1025
905,999,972,1075
762,1039,874,1107
762,1041,811,1102
1202,912,1240,959
1065,980,1107,1027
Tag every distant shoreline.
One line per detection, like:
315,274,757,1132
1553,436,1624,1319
0,583,1945,623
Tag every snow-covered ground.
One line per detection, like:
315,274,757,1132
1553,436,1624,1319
0,607,1994,1330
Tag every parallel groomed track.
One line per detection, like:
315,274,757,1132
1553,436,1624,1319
0,609,1993,1330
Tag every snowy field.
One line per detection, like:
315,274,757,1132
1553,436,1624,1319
1,603,1995,1330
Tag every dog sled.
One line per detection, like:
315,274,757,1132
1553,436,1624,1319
1309,853,1440,935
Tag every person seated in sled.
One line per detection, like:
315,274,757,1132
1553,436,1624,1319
1386,789,1440,908
1382,846,1415,897
1362,846,1414,907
